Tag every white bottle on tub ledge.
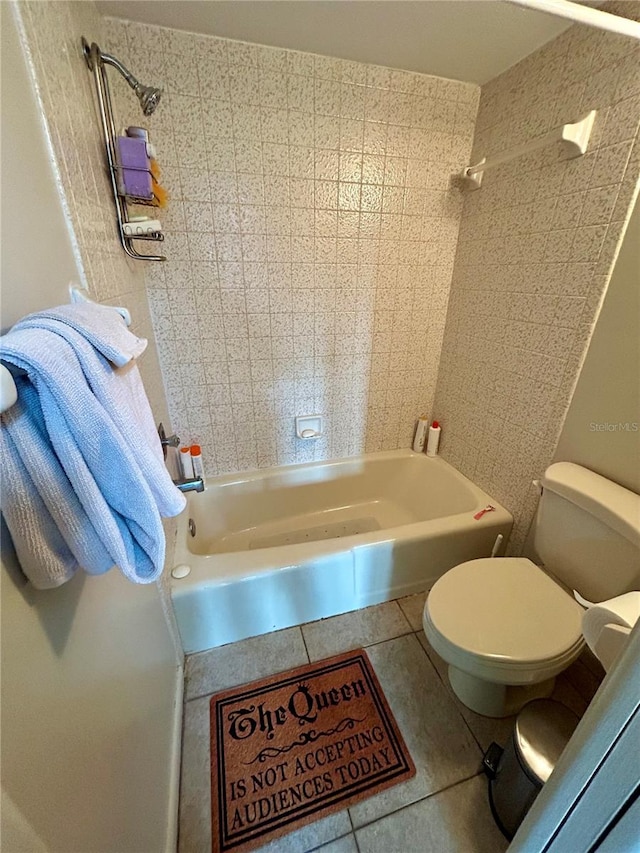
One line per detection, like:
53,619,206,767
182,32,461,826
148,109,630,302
426,420,441,457
412,414,429,452
190,444,204,478
179,446,194,479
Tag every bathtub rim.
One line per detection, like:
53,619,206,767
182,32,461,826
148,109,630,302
171,449,513,588
176,447,480,491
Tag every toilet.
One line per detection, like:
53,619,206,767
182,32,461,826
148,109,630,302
423,462,640,718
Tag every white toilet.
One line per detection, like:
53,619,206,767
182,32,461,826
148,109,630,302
423,462,640,718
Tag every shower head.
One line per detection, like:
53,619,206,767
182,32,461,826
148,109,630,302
97,46,162,115
134,83,162,117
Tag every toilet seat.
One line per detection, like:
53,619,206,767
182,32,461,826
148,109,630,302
424,558,585,686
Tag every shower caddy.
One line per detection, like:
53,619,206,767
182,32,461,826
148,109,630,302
81,37,165,261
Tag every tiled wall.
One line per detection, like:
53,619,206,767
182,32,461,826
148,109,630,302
433,0,640,551
17,1,170,428
21,0,639,557
103,18,479,474
17,0,181,634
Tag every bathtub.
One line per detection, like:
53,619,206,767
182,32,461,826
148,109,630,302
171,450,513,653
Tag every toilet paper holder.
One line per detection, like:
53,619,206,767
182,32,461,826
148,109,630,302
575,589,640,672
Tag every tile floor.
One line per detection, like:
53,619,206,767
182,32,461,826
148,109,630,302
179,591,601,853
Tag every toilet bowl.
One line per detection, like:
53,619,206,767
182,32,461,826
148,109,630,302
423,557,584,717
422,462,640,718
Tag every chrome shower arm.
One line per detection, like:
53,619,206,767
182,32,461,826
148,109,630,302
99,51,141,91
82,38,162,117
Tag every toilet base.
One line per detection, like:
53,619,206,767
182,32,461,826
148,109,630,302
448,666,556,718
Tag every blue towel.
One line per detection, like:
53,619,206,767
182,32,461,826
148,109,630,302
1,377,114,587
19,302,147,366
15,309,182,517
0,304,186,588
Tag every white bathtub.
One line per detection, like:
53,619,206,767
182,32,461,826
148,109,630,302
171,450,513,653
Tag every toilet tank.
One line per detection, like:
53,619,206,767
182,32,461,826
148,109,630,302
535,463,640,602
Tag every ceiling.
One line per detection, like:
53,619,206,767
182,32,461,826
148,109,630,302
96,0,578,85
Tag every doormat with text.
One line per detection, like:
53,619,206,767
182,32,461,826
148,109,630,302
210,649,415,853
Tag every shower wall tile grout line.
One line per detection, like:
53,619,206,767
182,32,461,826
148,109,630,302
21,0,639,563
100,3,640,558
103,14,480,476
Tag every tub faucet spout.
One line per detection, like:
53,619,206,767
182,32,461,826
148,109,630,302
174,476,204,494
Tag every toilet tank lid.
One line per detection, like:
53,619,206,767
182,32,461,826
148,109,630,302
543,463,640,549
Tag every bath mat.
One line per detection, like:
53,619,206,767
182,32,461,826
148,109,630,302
210,649,415,853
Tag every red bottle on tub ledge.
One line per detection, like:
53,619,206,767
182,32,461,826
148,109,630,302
426,421,441,457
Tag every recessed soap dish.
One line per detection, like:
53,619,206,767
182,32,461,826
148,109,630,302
295,415,323,439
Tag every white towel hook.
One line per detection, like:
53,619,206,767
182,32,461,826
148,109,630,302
0,364,18,414
70,286,131,327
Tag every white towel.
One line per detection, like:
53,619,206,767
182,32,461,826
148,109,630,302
0,303,185,588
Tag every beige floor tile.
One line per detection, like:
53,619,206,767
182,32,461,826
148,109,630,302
311,834,359,853
416,630,516,752
396,588,431,631
179,696,212,853
580,645,606,680
181,591,594,853
417,631,590,753
348,634,482,829
250,813,353,853
355,775,508,853
552,672,589,718
184,626,309,699
302,601,412,662
563,655,605,705
178,696,352,853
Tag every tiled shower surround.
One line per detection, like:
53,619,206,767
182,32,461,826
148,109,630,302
433,0,640,550
18,0,640,558
103,17,479,473
16,1,169,427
